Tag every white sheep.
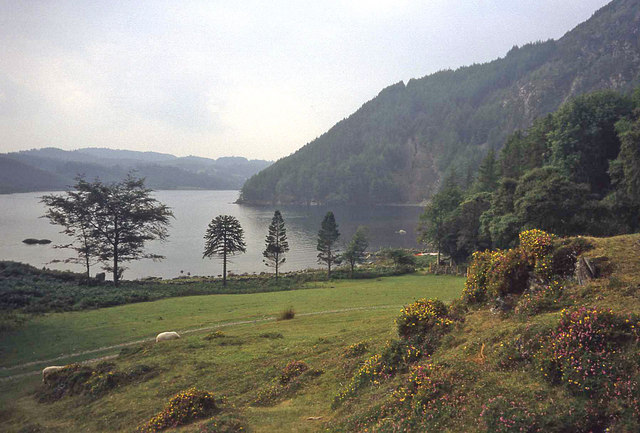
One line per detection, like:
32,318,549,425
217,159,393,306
42,365,66,383
155,331,181,342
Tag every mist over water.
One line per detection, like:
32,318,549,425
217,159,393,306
0,190,424,280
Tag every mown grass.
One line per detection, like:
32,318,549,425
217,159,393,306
0,274,463,369
0,273,464,433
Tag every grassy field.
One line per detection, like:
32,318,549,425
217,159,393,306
0,273,464,433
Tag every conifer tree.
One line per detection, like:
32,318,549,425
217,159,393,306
317,211,340,278
203,215,246,286
263,210,289,281
342,226,369,276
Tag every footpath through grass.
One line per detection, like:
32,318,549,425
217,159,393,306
0,274,464,371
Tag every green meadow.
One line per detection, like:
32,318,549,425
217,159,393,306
0,274,464,433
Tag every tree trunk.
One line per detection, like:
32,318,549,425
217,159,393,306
85,250,90,282
275,251,279,282
113,244,119,287
223,248,227,287
328,250,332,278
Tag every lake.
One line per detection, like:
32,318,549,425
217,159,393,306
0,190,425,280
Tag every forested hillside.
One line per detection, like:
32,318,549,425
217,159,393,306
418,87,640,263
0,148,271,193
240,0,640,205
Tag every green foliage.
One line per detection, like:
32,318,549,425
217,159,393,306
203,215,247,286
417,176,463,259
262,210,289,280
549,91,633,194
342,226,369,276
41,174,173,286
317,211,340,277
137,388,218,432
379,248,416,272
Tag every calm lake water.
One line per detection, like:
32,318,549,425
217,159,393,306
0,190,424,280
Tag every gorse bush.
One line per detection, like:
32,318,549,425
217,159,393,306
137,388,218,432
395,298,452,339
463,250,493,304
485,248,532,298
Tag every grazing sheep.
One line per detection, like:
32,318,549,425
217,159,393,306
42,365,66,383
156,331,181,342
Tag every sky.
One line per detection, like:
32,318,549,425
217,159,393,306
0,0,612,161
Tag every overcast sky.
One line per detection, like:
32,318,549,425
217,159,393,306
0,0,611,161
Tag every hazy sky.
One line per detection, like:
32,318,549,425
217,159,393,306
0,0,611,161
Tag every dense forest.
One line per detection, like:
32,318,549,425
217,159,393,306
418,87,640,263
240,0,640,205
0,148,271,194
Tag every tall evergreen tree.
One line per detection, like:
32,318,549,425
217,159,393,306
342,226,369,276
317,211,340,278
474,149,499,192
417,174,463,263
203,215,246,286
263,210,289,281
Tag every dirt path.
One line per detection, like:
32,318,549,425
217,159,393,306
0,304,400,382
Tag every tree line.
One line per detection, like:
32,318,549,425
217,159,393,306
42,177,371,286
418,88,640,263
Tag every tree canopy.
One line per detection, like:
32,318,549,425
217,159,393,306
203,215,247,286
42,174,173,285
263,210,289,280
317,212,340,277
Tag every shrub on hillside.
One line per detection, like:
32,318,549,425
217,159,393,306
280,360,309,384
519,229,555,280
485,248,532,298
537,307,640,398
395,299,452,339
137,388,218,433
462,250,493,304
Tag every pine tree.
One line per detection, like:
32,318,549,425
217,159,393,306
342,226,369,276
203,215,246,286
475,149,499,192
317,211,340,278
263,210,290,281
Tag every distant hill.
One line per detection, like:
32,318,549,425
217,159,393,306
0,148,272,193
240,0,640,205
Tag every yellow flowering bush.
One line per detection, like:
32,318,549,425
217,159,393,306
519,229,556,280
462,250,493,303
485,247,532,298
395,298,452,339
137,388,218,432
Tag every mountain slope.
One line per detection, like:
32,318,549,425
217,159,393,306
0,148,272,193
240,0,640,205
